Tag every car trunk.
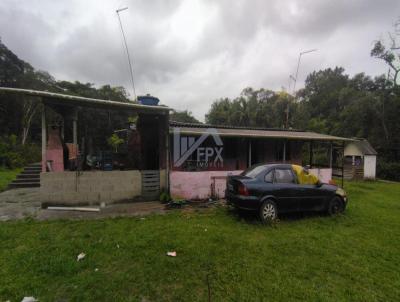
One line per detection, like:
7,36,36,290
226,175,251,194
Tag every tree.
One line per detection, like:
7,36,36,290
371,19,400,87
170,110,201,123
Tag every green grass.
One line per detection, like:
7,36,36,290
0,168,22,191
1,181,400,301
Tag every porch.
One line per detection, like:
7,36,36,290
0,88,170,205
169,121,351,200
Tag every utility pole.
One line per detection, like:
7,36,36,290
116,7,137,101
292,49,317,94
285,49,317,128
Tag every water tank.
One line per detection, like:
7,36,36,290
137,94,160,106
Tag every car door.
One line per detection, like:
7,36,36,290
273,168,299,212
297,183,326,211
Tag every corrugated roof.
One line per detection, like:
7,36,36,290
352,140,378,155
0,87,171,113
170,121,352,141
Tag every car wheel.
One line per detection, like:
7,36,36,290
328,196,344,215
259,200,277,222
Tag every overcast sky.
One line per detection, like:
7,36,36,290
0,0,399,120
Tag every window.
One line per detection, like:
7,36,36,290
264,170,274,183
274,169,295,184
241,165,266,178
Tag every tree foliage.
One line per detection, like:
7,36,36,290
206,67,400,165
371,19,400,86
170,110,200,123
0,39,130,146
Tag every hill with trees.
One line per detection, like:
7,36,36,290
0,18,399,179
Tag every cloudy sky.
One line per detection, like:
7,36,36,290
0,0,399,120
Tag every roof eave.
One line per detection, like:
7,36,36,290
0,87,171,113
171,129,353,141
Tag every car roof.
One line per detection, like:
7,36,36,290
260,163,293,170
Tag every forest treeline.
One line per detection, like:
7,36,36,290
0,19,399,179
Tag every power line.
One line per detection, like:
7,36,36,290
116,7,137,101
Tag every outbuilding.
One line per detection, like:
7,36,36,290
344,139,377,180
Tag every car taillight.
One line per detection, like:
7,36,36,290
238,184,249,196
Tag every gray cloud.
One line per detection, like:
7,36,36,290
0,0,399,120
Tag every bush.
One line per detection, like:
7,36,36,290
377,160,400,182
0,135,41,169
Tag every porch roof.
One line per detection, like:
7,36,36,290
170,121,353,141
0,87,171,113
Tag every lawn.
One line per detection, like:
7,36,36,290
0,168,21,191
1,181,400,301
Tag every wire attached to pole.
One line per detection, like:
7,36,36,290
116,7,137,102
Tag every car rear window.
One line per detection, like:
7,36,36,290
264,170,274,182
241,165,266,178
274,168,295,184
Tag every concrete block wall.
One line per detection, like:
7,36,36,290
41,171,142,205
160,169,166,191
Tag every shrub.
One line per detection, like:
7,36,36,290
0,135,41,169
377,160,400,182
159,191,172,203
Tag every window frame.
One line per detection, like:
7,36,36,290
264,169,274,183
273,168,297,184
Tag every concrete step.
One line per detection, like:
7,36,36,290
12,178,40,184
8,182,40,189
27,163,41,168
23,168,42,173
17,174,40,179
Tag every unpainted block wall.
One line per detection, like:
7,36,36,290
41,171,142,205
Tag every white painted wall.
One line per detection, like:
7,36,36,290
344,143,363,157
363,155,376,179
309,168,332,183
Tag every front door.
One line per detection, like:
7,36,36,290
297,184,326,211
273,168,299,212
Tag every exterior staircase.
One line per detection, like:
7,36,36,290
8,163,41,189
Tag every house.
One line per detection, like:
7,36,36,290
169,121,352,200
0,87,170,204
344,139,377,179
0,87,353,204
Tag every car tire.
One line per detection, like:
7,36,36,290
259,199,278,222
327,196,344,216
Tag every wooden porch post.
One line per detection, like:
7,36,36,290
329,142,333,168
248,139,252,167
165,113,170,193
41,105,46,172
72,108,78,145
341,141,345,188
309,141,313,168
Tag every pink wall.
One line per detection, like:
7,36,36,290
170,168,333,200
42,127,64,172
170,170,242,200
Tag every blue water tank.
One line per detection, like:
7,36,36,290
137,95,160,106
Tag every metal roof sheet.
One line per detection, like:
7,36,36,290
0,87,171,113
170,121,352,141
351,140,378,155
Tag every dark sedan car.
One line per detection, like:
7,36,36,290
226,163,347,221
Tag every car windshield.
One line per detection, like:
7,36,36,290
241,165,266,178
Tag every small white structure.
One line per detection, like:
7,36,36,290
344,139,377,180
